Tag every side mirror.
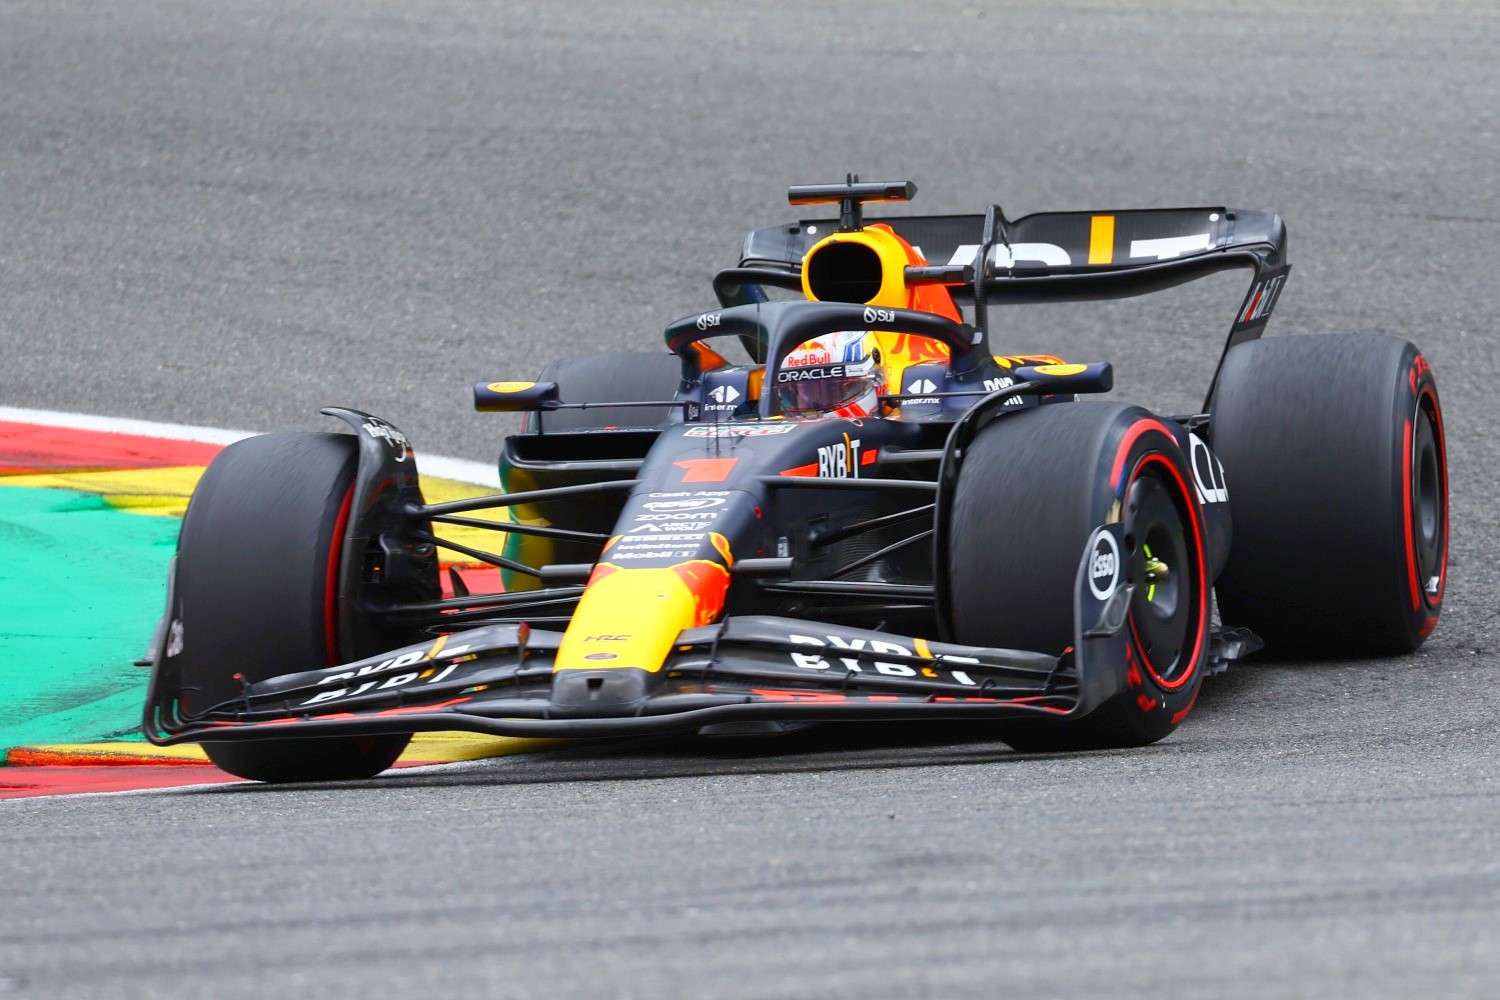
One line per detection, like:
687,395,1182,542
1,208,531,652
473,380,561,413
1012,362,1113,395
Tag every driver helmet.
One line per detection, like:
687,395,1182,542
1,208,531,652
775,331,882,419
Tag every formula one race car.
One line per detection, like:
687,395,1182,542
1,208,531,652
143,179,1448,782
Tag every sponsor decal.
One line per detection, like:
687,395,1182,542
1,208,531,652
609,536,702,551
360,417,411,463
611,546,703,558
983,375,1024,406
302,641,473,706
906,377,938,395
626,521,714,533
1088,529,1120,601
611,551,700,560
785,351,832,367
948,242,1072,268
1032,364,1087,377
682,424,792,438
863,306,898,325
1128,232,1212,260
776,365,847,384
947,228,1215,271
634,511,721,521
648,491,730,498
584,651,618,661
786,633,982,684
695,312,721,331
817,435,862,479
642,498,725,511
675,457,739,483
485,381,535,393
1188,434,1229,504
789,634,916,676
1239,272,1288,324
707,385,741,404
615,533,706,543
165,618,184,658
585,635,630,642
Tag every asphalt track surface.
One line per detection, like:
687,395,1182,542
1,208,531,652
2,1,1498,996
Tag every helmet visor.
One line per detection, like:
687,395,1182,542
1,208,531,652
775,363,873,416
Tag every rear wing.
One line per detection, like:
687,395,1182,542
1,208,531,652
739,206,1290,408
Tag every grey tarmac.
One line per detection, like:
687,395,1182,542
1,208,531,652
2,2,1498,997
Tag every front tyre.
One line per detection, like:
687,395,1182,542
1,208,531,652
947,403,1211,750
173,433,414,782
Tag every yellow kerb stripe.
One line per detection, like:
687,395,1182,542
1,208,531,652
1088,215,1115,265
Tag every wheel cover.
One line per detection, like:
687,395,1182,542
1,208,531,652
1410,391,1447,610
1123,462,1205,688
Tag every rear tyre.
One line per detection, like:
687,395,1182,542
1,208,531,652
947,403,1211,751
174,433,414,782
1210,335,1447,655
521,351,681,432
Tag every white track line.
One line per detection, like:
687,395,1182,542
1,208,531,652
0,405,498,487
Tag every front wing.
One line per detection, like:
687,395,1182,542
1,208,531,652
143,524,1255,744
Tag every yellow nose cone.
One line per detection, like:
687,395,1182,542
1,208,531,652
554,562,730,673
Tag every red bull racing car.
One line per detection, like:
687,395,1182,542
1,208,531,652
143,179,1449,782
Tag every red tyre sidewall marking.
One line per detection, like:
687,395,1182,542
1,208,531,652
1109,418,1176,491
324,482,356,664
1400,367,1447,618
1401,416,1419,613
1422,382,1448,608
1169,688,1200,726
1120,444,1208,694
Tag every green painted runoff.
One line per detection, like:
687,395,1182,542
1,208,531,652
0,487,174,750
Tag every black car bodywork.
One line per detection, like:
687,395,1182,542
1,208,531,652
143,180,1296,752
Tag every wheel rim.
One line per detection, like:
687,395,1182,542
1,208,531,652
1123,467,1200,685
1411,394,1446,607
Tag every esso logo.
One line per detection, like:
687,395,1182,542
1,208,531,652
642,498,725,511
696,312,722,331
863,306,897,325
1087,530,1120,601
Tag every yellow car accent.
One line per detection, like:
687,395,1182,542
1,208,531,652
800,226,916,310
554,561,730,673
1089,215,1116,265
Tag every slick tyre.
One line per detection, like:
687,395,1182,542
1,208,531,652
947,403,1211,751
173,433,412,782
1210,334,1447,655
521,351,681,432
